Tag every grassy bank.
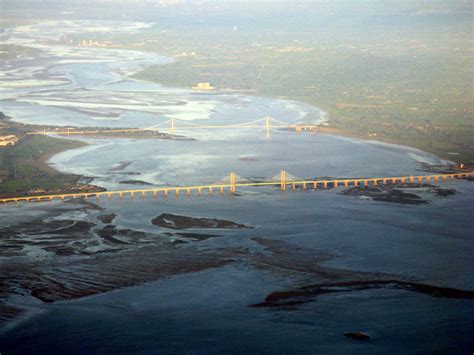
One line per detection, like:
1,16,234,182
0,135,88,195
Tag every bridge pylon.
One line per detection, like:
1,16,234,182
230,172,236,193
265,116,271,133
171,119,175,134
280,170,286,191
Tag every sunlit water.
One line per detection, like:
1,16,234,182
0,20,473,353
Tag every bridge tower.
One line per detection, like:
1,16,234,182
280,170,287,191
230,172,236,193
171,119,175,134
265,116,271,133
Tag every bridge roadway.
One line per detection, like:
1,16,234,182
0,171,471,204
28,117,318,136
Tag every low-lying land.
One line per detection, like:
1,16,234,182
0,134,102,198
116,15,472,163
0,116,183,198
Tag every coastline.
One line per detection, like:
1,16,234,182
312,125,466,166
0,117,195,199
0,121,105,198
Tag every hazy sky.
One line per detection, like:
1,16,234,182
1,0,472,22
1,0,472,14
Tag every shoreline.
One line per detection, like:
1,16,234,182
0,116,467,200
0,119,105,198
0,117,196,199
312,125,466,166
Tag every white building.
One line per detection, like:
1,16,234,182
0,135,19,147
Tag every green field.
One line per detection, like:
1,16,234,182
119,15,473,164
0,135,86,195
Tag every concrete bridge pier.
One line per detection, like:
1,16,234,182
313,181,317,189
323,181,328,188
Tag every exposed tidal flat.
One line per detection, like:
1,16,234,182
0,20,473,353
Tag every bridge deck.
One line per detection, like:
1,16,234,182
0,172,471,204
27,117,319,136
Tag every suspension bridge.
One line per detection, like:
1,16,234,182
28,117,319,136
0,171,471,204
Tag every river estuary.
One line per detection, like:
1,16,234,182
0,21,473,353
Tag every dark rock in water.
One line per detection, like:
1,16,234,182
152,213,252,230
119,180,153,185
96,225,118,238
341,186,427,205
97,213,117,224
43,246,76,256
344,332,371,340
432,188,456,197
96,226,130,245
172,239,189,245
0,112,8,120
250,280,474,309
163,232,222,243
251,290,315,308
96,225,159,246
173,232,222,241
31,288,58,303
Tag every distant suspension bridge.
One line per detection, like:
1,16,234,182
0,171,471,204
29,117,319,136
